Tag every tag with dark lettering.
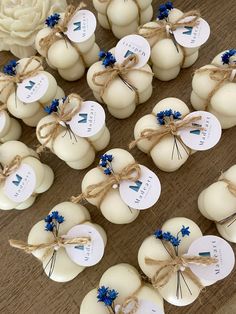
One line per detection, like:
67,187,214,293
119,165,161,210
4,163,36,203
68,101,105,137
187,235,235,281
17,73,49,103
178,111,222,151
66,10,96,43
115,35,151,69
65,224,105,267
173,17,210,48
115,300,164,314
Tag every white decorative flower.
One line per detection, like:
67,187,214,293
0,0,67,58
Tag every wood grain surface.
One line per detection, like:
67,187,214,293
0,0,236,313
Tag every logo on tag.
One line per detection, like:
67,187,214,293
183,26,193,35
12,174,23,187
124,50,134,58
129,180,142,192
78,113,88,124
25,80,36,91
73,21,81,31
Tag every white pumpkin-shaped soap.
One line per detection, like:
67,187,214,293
198,165,236,243
80,263,164,314
191,49,236,129
0,109,21,143
35,7,100,81
93,0,153,39
36,94,110,170
0,141,54,210
9,202,107,282
0,58,64,127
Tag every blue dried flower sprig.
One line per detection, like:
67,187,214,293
99,154,113,175
45,99,60,114
45,13,61,28
154,225,190,247
157,109,182,125
99,51,117,68
158,1,174,20
221,49,236,65
44,211,64,232
3,60,18,76
97,286,119,308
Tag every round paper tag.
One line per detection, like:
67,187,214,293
178,111,222,151
115,300,164,314
68,101,105,137
17,73,49,103
65,224,105,267
173,17,210,48
0,111,7,133
119,165,161,210
115,35,151,68
187,235,235,282
66,10,96,43
4,163,36,203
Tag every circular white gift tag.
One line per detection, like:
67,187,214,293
178,111,222,151
17,73,49,103
187,235,235,282
119,165,161,210
4,163,36,203
65,224,105,267
66,10,96,43
115,35,151,68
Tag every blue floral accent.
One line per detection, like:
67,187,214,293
97,286,118,307
154,229,163,239
157,109,182,125
163,231,173,241
44,211,64,232
181,225,190,237
99,51,116,68
157,1,173,20
154,225,190,248
99,154,114,175
171,236,181,247
3,60,18,76
45,13,61,28
221,49,236,65
45,99,60,114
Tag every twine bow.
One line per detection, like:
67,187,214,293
37,93,83,153
40,4,86,59
195,65,236,110
71,163,141,205
145,241,217,290
92,54,153,102
129,114,203,150
0,155,23,183
0,56,43,102
116,297,139,314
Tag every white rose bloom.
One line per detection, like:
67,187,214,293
0,0,67,58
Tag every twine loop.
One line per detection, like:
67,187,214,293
116,296,139,314
71,162,141,205
0,155,23,183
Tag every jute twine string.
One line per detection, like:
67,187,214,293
194,65,236,110
145,241,217,290
0,56,43,102
92,54,153,104
116,294,140,314
36,93,84,153
0,155,24,183
40,4,86,65
217,177,236,225
71,163,141,206
0,102,7,111
129,115,203,152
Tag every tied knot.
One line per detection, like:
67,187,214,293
116,297,139,314
0,155,22,183
71,163,141,205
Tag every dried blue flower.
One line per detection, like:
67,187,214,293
44,211,64,232
181,225,190,237
97,286,118,307
45,99,60,114
3,60,18,76
221,49,236,65
154,229,163,239
171,236,181,247
45,13,60,28
99,51,106,59
156,109,182,125
99,51,116,68
157,1,173,20
104,168,112,175
163,231,173,241
166,1,174,10
45,222,55,232
44,215,52,223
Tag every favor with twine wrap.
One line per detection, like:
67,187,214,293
198,164,236,243
36,93,110,170
35,4,100,81
0,57,65,127
80,263,164,314
93,0,153,39
9,202,107,283
138,5,204,81
191,49,236,129
71,148,143,224
0,140,54,211
138,217,218,307
87,51,154,119
130,97,201,172
0,103,21,143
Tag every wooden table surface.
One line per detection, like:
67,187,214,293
0,0,236,313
